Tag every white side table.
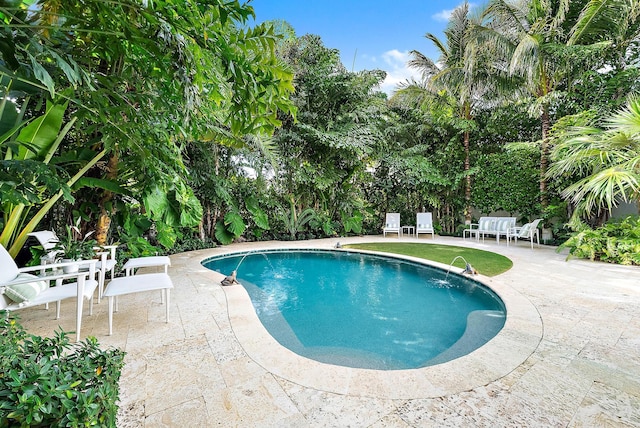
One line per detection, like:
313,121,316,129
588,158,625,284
401,225,415,237
463,228,479,241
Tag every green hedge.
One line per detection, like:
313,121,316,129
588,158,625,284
0,315,125,427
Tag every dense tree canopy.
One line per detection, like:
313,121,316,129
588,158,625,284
1,0,295,256
1,0,639,261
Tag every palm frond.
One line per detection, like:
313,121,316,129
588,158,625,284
424,33,449,62
563,167,640,214
549,0,570,35
607,96,640,136
484,0,528,36
408,49,440,79
568,0,632,45
509,33,541,84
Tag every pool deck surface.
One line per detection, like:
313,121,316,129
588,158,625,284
16,236,640,427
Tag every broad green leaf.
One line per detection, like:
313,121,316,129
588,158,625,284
245,196,270,229
224,211,246,237
72,177,129,195
0,99,18,136
28,53,55,97
156,222,178,248
215,221,235,245
143,186,170,218
16,101,66,160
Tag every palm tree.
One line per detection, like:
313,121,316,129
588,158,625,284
548,96,640,221
406,2,499,223
479,0,574,209
480,0,639,209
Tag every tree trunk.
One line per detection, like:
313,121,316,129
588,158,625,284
463,129,472,223
540,107,550,209
95,152,118,245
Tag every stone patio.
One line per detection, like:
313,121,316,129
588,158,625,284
16,236,640,427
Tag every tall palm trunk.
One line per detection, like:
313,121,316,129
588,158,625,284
463,129,472,222
463,103,472,223
96,152,118,245
540,107,550,209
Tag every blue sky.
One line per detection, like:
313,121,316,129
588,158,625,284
249,1,475,94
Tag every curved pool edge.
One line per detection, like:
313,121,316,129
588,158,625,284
193,243,543,399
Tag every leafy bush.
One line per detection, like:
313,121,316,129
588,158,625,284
0,315,125,427
168,234,217,254
558,216,640,265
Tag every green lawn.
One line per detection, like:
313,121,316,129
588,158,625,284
343,242,513,277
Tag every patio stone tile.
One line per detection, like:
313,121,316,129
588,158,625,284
395,397,499,427
572,358,640,397
367,413,412,427
217,357,269,388
533,338,588,368
202,373,302,426
116,399,145,428
277,377,399,427
205,330,248,364
503,361,594,425
568,381,640,427
144,397,209,427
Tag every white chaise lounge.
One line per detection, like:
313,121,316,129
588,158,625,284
29,230,118,302
416,212,435,239
383,213,401,237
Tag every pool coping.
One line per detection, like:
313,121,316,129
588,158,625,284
194,244,543,399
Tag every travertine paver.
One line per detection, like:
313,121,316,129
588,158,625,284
14,236,640,427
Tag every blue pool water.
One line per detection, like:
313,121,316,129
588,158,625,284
203,250,506,370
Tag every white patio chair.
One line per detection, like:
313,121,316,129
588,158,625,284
383,213,401,237
28,230,60,259
0,243,98,341
507,218,543,248
103,256,173,335
29,230,117,302
416,212,435,239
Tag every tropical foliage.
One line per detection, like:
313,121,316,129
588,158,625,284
548,97,640,221
558,215,640,265
0,0,639,264
0,0,295,256
404,2,504,222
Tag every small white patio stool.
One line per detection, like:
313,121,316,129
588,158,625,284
123,255,171,276
102,272,173,335
122,256,171,303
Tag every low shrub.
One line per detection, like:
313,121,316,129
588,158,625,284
559,215,640,265
0,315,126,427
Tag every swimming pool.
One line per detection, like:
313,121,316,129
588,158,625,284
204,249,506,370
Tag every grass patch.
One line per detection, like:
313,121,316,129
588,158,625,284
343,242,513,277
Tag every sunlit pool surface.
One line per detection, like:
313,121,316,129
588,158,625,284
203,249,506,370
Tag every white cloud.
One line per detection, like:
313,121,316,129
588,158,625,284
432,3,478,22
432,8,454,22
375,49,420,96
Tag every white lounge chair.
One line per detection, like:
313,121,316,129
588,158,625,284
0,244,98,341
416,212,435,239
383,213,401,237
507,218,543,248
29,230,118,302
